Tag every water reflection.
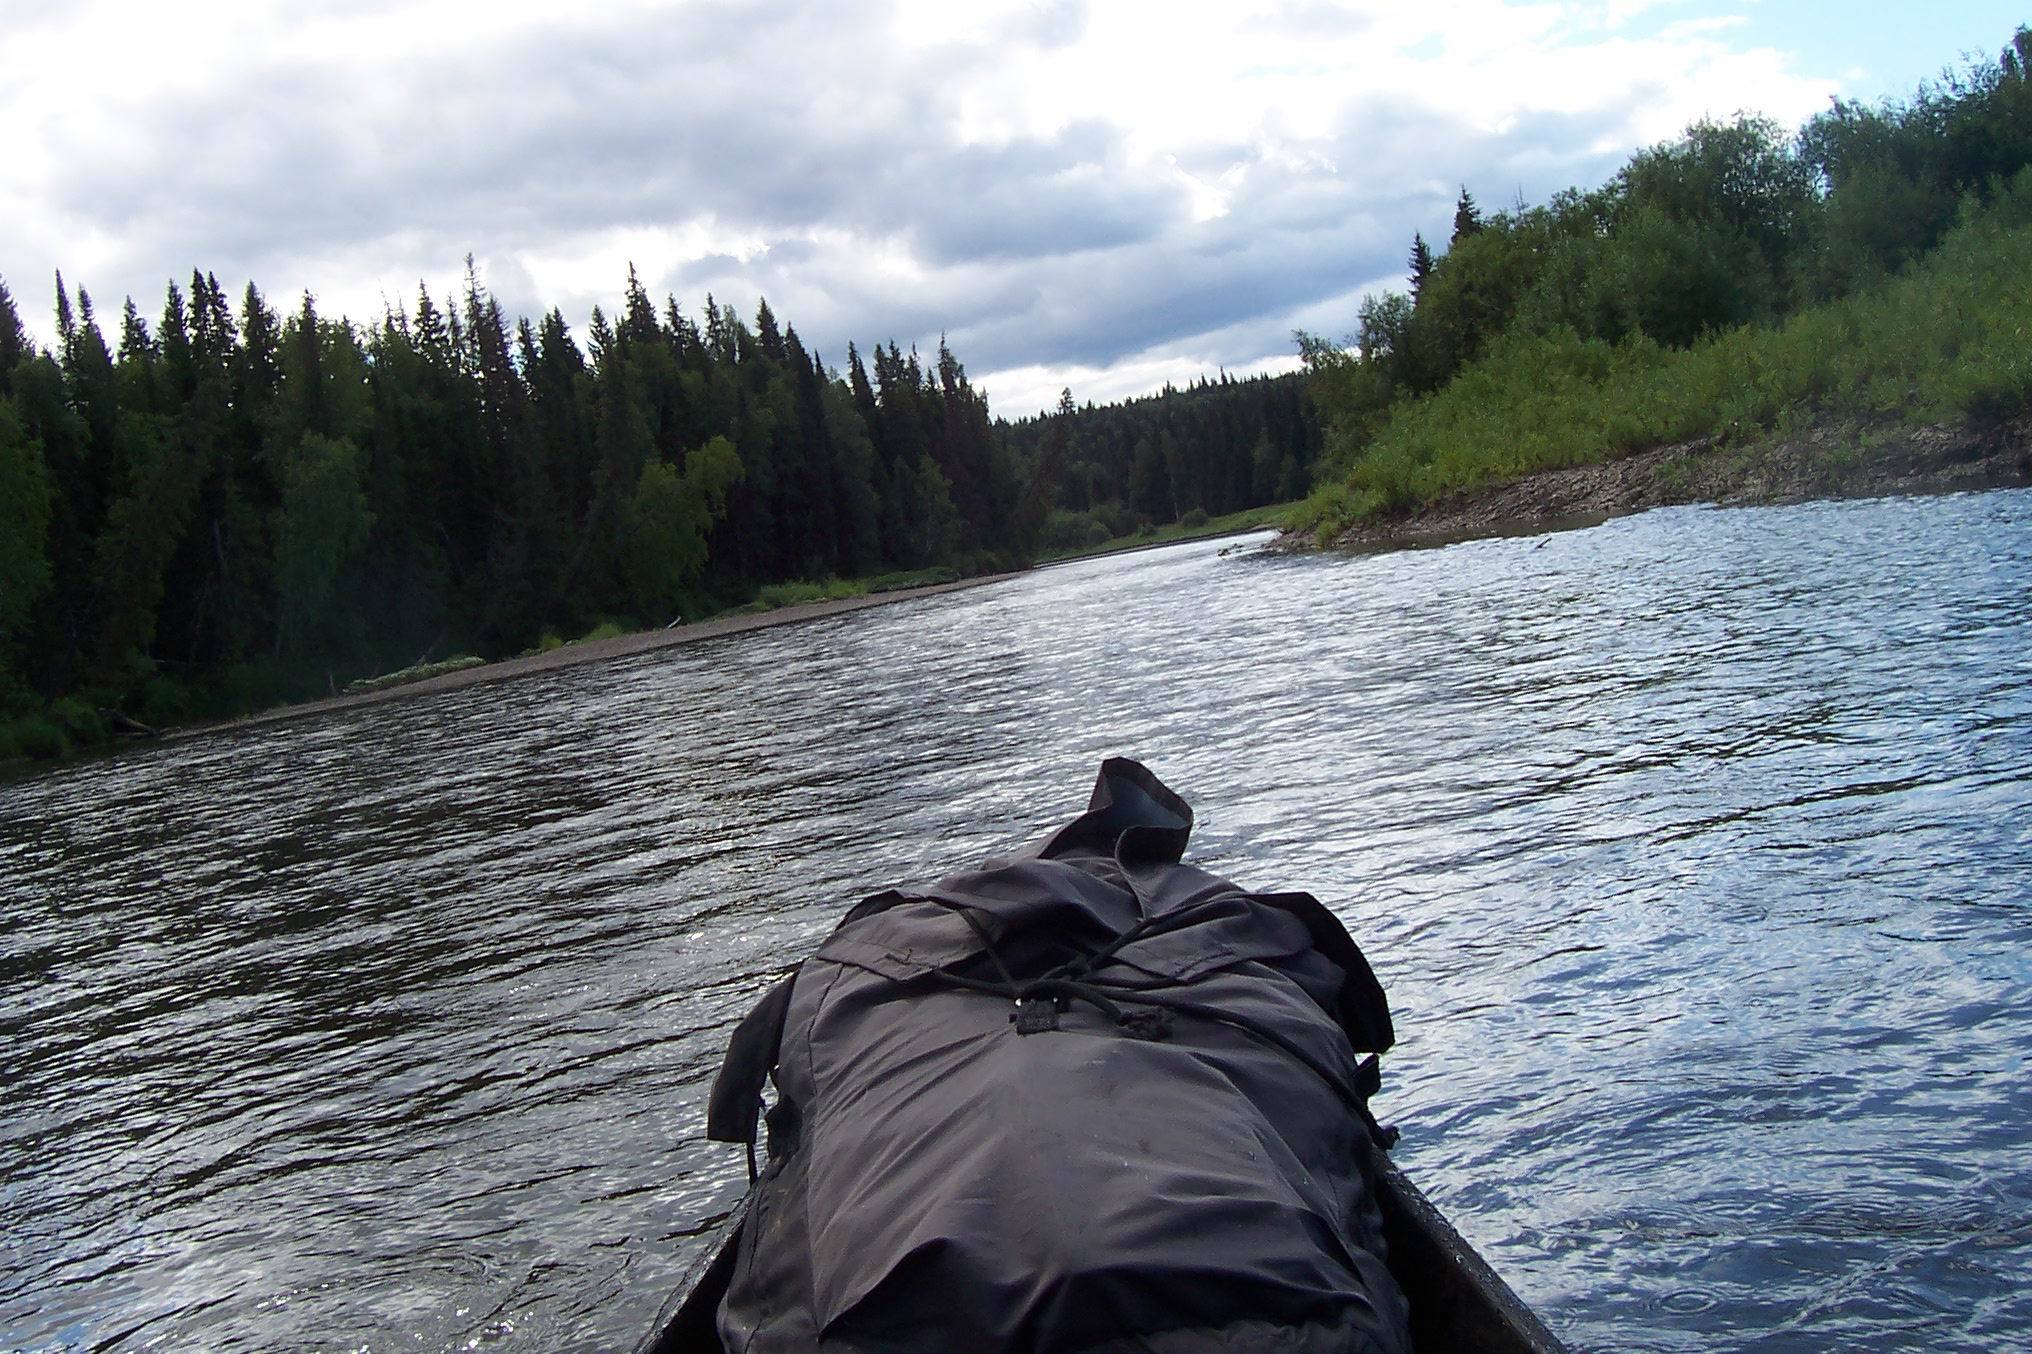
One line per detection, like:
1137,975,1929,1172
3,488,2030,1352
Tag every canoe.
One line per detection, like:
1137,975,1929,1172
633,1141,1570,1354
640,760,1572,1351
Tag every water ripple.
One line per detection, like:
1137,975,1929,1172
3,488,2029,1351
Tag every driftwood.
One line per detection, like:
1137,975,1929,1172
101,709,161,738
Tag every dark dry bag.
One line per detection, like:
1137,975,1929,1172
707,759,1411,1354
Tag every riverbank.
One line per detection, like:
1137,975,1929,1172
196,512,1319,740
1283,413,2032,552
176,570,1023,739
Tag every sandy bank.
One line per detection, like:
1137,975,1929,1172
1282,414,2032,553
186,571,1024,739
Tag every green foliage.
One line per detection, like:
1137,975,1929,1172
562,620,631,646
1039,509,1113,554
1617,114,1816,282
274,432,374,666
909,454,964,566
138,676,197,727
1298,181,2032,537
1302,30,2032,539
2,715,67,761
1579,204,1767,347
749,578,869,610
1409,216,1551,382
1,252,1105,748
51,695,110,746
863,566,961,592
624,434,744,619
1798,26,2032,295
626,461,703,615
90,411,201,682
0,399,52,654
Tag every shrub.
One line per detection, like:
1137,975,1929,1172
139,676,196,728
51,697,109,746
1039,509,1113,554
1,716,67,761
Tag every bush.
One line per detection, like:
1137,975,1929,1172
1179,507,1210,529
1039,510,1113,553
578,620,632,644
1,715,67,761
1099,502,1157,539
51,696,110,746
139,676,196,728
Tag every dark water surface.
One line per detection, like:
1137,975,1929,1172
4,489,2030,1353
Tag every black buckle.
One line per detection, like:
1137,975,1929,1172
1011,997,1060,1034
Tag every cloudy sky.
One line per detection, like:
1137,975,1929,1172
4,1,2025,417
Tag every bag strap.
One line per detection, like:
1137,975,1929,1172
705,971,799,1158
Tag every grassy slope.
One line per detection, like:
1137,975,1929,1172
1293,190,2032,541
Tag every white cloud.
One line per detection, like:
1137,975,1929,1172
1,0,1863,415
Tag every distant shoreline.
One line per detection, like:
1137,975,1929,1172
14,517,1293,770
1278,414,2032,553
179,571,1025,740
186,515,1306,741
51,419,2030,758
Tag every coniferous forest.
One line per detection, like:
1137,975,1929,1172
0,266,1308,756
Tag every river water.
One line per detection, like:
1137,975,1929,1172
4,488,2029,1353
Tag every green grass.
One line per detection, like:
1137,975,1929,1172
745,577,870,612
864,566,963,593
573,620,631,645
1296,181,2032,542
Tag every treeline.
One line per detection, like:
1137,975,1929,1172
0,260,1321,755
1299,26,2032,526
0,266,1040,741
1003,373,1321,553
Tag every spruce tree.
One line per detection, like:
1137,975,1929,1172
1451,188,1483,245
0,278,30,395
0,399,54,687
619,263,659,350
1409,233,1435,301
53,271,76,367
754,297,786,362
158,281,195,404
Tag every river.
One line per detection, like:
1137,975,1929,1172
4,488,2029,1352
